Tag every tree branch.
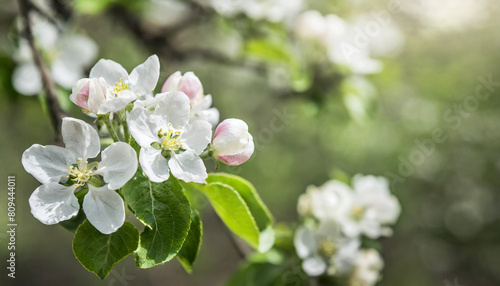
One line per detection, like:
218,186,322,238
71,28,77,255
18,0,66,144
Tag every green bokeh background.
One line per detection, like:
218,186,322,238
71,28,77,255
1,0,500,285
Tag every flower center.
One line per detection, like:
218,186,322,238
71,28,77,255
319,239,337,258
111,78,130,96
67,158,98,187
352,206,365,221
158,124,185,152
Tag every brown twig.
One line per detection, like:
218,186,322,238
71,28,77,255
18,0,66,144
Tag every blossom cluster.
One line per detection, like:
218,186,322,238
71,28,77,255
12,13,97,96
294,175,401,285
22,54,255,234
294,10,405,75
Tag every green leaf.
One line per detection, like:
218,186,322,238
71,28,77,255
177,210,203,273
206,173,273,230
201,182,261,249
122,171,191,268
206,173,275,252
72,221,139,279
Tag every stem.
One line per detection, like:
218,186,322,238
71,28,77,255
122,118,131,143
18,0,66,145
104,115,120,142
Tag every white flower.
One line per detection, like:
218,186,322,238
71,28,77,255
160,71,219,126
22,117,138,234
297,180,353,221
212,118,254,166
295,10,328,40
349,249,384,286
127,91,212,183
71,55,160,115
294,220,360,277
12,15,98,96
341,175,401,239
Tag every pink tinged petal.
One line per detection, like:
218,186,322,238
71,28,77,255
216,134,254,166
83,184,125,234
62,117,100,160
181,120,212,155
128,54,160,95
161,71,182,93
12,62,42,96
29,183,79,225
94,142,138,190
70,78,91,110
168,150,207,183
22,144,76,184
87,78,108,113
178,72,203,103
127,108,161,148
139,147,170,183
154,91,190,127
89,59,128,84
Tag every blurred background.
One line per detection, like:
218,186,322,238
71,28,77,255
1,0,500,285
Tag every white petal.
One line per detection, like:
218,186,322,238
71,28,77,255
216,134,254,166
182,120,212,154
97,90,137,114
302,256,327,277
178,72,203,102
196,108,220,126
22,144,75,184
12,63,42,96
154,91,190,128
62,117,100,160
294,226,317,259
128,55,160,95
127,107,161,147
58,34,98,67
29,183,79,225
83,184,125,234
51,59,83,89
139,146,170,183
94,142,138,189
89,59,128,84
169,150,207,183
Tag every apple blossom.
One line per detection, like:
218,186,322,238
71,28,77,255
212,118,254,166
160,71,220,126
12,15,98,96
340,175,401,239
127,91,212,183
22,117,137,234
71,55,160,115
297,180,353,221
294,220,360,277
349,249,384,286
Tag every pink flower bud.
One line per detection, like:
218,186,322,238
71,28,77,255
161,71,203,104
69,78,107,114
213,119,254,166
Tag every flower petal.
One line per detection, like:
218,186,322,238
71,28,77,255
97,90,137,114
62,117,100,160
29,183,79,225
161,71,182,93
83,184,125,234
89,59,128,84
216,134,254,166
154,91,190,128
302,256,327,277
178,72,203,102
168,150,207,183
181,120,212,154
127,107,161,147
22,144,75,184
139,146,170,183
94,142,138,190
213,118,252,155
294,226,317,259
128,55,160,95
12,63,42,96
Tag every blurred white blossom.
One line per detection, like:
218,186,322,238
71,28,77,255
349,249,384,286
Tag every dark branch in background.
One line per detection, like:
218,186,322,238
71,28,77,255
18,0,66,145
